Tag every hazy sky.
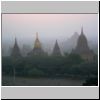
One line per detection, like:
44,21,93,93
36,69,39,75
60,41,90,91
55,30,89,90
2,14,98,47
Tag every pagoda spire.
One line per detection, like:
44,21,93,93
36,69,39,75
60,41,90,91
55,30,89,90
56,39,57,44
11,37,21,57
28,32,47,56
36,32,38,39
52,39,61,56
15,37,17,45
34,32,41,48
81,26,84,35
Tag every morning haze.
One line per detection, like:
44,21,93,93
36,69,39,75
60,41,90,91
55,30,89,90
2,14,98,86
2,14,98,56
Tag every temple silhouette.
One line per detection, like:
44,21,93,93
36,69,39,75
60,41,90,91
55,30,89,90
72,27,95,61
52,40,61,56
11,28,95,61
11,38,21,57
27,32,47,56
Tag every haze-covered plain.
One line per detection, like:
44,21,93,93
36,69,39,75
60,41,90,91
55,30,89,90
2,14,98,86
2,14,98,56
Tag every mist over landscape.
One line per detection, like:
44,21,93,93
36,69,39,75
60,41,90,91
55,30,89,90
2,14,98,56
2,14,98,86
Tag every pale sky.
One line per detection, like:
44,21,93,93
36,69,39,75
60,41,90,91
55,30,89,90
2,14,98,47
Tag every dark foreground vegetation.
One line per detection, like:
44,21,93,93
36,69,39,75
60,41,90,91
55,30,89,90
2,54,98,86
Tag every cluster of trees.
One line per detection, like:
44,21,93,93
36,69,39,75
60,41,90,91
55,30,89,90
2,54,98,80
83,77,98,86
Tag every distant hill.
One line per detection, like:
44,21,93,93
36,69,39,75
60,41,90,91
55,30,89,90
62,32,79,53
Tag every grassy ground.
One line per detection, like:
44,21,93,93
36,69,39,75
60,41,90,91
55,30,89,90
2,76,85,86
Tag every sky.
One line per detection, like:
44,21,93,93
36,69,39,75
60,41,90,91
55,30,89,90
2,14,98,47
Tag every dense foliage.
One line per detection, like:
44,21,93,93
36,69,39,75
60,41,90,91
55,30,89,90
2,54,98,80
83,77,98,86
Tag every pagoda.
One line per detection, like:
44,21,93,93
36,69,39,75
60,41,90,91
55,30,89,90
72,27,95,61
52,40,62,56
28,32,47,56
11,38,21,57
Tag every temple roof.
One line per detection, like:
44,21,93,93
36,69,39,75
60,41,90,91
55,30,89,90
11,38,21,57
73,27,93,54
76,27,89,50
52,40,61,56
34,32,42,49
28,32,47,56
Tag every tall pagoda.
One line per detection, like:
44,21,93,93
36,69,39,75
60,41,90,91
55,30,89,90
72,27,95,61
28,32,47,56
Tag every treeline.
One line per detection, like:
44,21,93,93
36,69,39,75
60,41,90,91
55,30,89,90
2,54,98,79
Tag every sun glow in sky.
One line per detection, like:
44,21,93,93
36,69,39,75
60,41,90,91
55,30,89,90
2,14,98,46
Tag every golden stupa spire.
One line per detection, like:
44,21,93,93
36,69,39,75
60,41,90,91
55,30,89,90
14,35,16,44
36,32,38,39
81,26,84,35
34,32,41,48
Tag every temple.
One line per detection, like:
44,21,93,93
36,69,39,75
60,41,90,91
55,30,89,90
11,38,21,57
52,40,62,56
28,32,47,56
72,27,95,61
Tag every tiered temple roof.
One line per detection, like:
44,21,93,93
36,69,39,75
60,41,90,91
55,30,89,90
11,38,21,57
72,27,95,61
28,32,46,56
52,40,62,56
